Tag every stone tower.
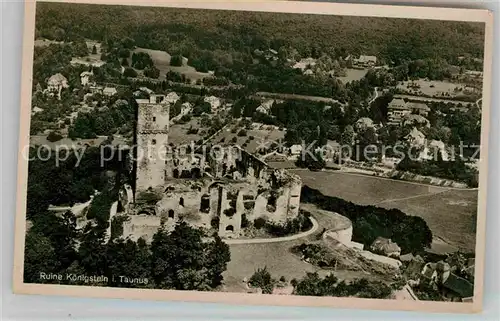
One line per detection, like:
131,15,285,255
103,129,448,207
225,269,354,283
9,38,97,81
135,94,170,196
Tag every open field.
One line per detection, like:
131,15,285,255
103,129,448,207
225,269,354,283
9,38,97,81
222,205,388,293
393,94,476,106
211,122,285,154
34,38,64,47
254,92,345,105
337,68,369,84
292,170,478,252
396,79,480,98
133,47,210,82
168,118,204,145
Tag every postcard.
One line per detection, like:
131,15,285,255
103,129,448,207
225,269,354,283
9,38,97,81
13,0,493,314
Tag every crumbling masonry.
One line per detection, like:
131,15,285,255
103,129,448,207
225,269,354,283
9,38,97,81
118,94,302,240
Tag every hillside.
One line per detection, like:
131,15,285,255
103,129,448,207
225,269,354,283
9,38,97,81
35,2,485,63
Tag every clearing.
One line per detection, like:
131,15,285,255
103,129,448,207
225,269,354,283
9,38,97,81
396,79,481,99
337,68,369,84
131,47,210,82
292,169,478,253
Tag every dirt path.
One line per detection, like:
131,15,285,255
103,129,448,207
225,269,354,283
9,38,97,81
368,87,379,105
223,217,319,245
374,189,449,205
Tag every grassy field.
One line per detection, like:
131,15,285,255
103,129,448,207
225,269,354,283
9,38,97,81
168,118,204,145
293,170,478,252
337,68,369,84
132,47,210,82
211,122,285,155
396,79,481,98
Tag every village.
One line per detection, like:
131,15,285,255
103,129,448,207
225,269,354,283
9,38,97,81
25,5,483,303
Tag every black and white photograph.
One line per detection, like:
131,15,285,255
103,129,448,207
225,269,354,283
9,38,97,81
13,0,493,313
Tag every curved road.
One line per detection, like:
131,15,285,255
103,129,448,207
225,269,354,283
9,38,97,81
223,217,319,245
368,87,379,105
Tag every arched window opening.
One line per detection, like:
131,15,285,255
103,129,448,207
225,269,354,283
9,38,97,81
168,209,175,219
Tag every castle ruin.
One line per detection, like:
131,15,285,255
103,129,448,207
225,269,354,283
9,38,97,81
118,94,302,241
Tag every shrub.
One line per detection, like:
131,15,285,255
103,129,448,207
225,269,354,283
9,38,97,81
237,129,247,137
210,217,220,229
123,67,138,78
170,55,183,67
241,214,250,228
46,131,63,142
254,217,267,229
249,267,274,294
187,126,198,134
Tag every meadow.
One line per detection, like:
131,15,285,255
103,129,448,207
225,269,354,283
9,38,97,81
293,169,478,253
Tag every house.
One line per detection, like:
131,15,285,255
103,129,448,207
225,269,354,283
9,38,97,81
165,92,180,105
355,117,375,131
46,73,69,100
139,87,154,95
407,102,430,116
204,96,221,112
180,102,193,116
420,261,474,302
403,114,430,128
32,106,44,115
353,55,377,67
404,127,426,148
387,98,429,126
464,70,483,78
80,71,93,86
422,140,449,161
89,85,104,95
103,87,117,97
370,237,401,258
292,57,316,71
387,98,411,125
289,144,303,159
256,99,274,115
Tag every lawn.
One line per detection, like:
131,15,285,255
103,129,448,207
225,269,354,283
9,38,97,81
168,118,204,145
396,79,481,98
292,170,478,252
132,47,210,82
337,68,369,84
211,122,285,155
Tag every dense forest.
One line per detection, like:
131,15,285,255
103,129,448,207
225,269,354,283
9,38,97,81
35,3,485,63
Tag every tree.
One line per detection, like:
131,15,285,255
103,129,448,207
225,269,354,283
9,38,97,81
92,45,97,55
24,230,60,283
46,131,63,142
170,55,183,67
150,221,230,290
121,57,129,66
295,150,326,171
123,67,138,78
144,66,160,79
249,266,274,294
340,125,355,158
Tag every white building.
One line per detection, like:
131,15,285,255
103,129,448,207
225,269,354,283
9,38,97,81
289,144,303,159
204,95,221,112
80,71,93,86
180,102,193,116
165,92,180,105
46,73,69,100
256,99,274,115
103,87,118,97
